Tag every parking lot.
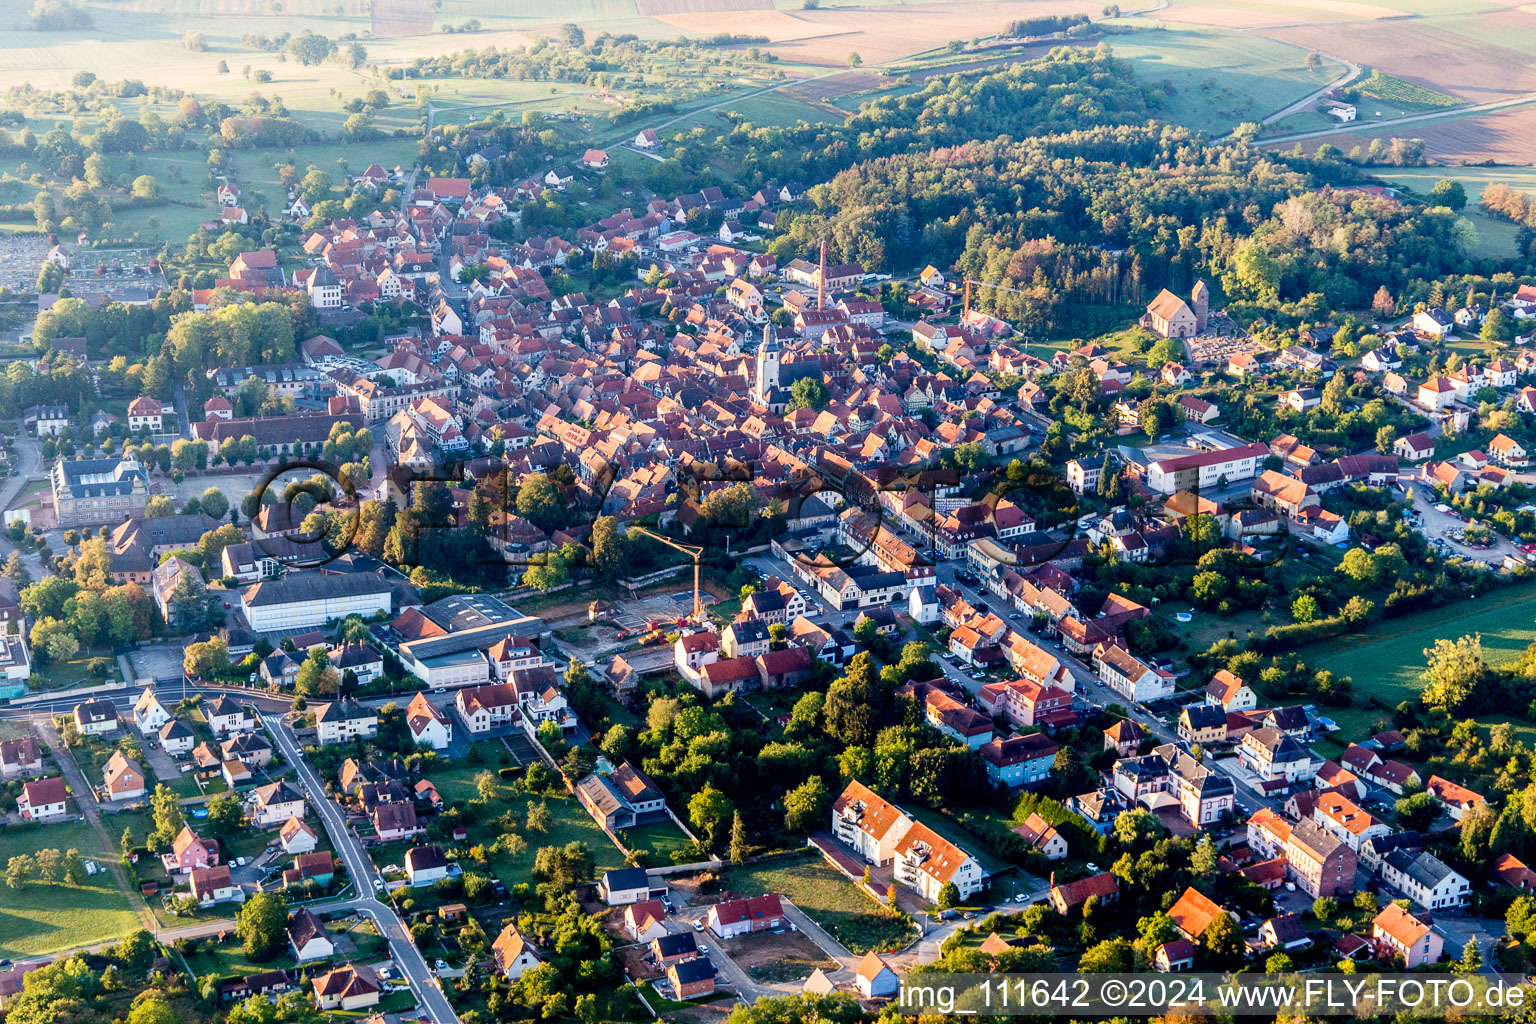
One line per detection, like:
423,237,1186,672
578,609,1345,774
1404,484,1516,563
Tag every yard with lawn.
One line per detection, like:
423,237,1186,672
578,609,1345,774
721,853,914,955
482,791,625,886
618,820,694,865
0,821,141,957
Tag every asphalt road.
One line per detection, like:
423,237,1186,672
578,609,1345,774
266,712,461,1024
0,684,459,1023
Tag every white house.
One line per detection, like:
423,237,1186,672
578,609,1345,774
855,953,899,998
190,864,244,905
492,924,542,980
239,574,393,632
288,908,335,963
280,816,318,854
72,699,119,737
1092,644,1175,702
404,844,450,887
599,867,659,906
314,698,379,746
1413,308,1454,337
205,695,254,737
17,777,68,821
405,692,452,750
909,585,939,626
251,781,307,827
134,688,172,735
1379,848,1470,911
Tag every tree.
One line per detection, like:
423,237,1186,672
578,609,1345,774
1372,285,1396,318
689,784,734,841
5,854,34,889
145,495,175,517
1482,306,1512,346
2,551,29,587
294,647,339,697
1078,938,1134,973
1395,790,1440,831
789,376,830,411
236,891,288,960
182,30,207,50
205,793,245,837
149,783,185,851
515,474,565,533
936,881,959,909
531,841,594,887
128,997,176,1024
62,848,86,885
1202,910,1244,963
1291,594,1320,623
590,516,625,579
847,51,862,66
1266,952,1294,973
1312,896,1337,920
1421,634,1484,712
286,29,335,65
729,811,748,864
1507,895,1536,943
131,175,162,200
200,487,229,520
1456,937,1483,974
30,617,78,665
783,775,830,833
1113,808,1165,850
1375,424,1397,455
1460,801,1498,862
1428,178,1468,212
526,800,551,833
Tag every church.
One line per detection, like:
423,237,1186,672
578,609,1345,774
750,325,824,413
1142,281,1209,339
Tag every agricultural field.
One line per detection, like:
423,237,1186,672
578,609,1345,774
1105,24,1345,135
1261,9,1536,105
721,853,914,954
0,821,141,958
656,0,1106,68
1297,102,1536,166
1157,0,1411,29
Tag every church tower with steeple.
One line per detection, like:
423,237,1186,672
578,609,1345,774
753,324,782,406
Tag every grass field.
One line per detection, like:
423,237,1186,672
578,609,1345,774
1106,24,1344,135
1304,583,1536,713
620,820,694,864
721,854,914,954
1386,165,1536,259
481,790,626,884
0,821,140,958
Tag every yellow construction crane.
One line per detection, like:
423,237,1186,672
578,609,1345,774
624,525,708,624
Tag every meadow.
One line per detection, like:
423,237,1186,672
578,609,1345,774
721,853,914,954
1104,24,1345,135
1303,583,1536,721
1386,165,1536,259
0,821,141,958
